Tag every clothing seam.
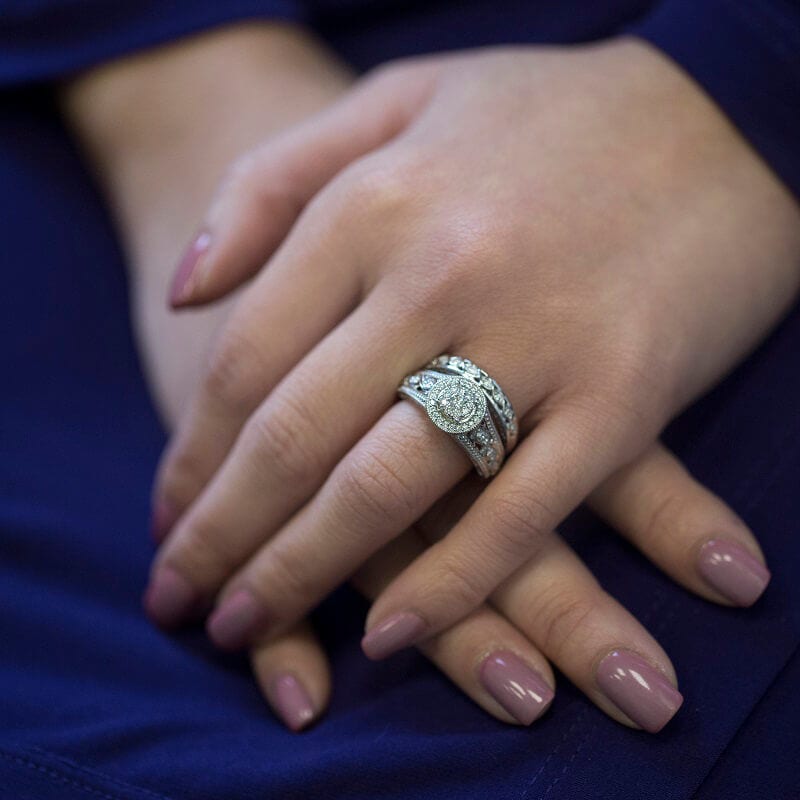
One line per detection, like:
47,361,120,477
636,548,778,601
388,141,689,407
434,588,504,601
522,559,673,797
26,747,174,800
679,426,800,798
687,640,800,800
0,748,175,800
521,705,589,798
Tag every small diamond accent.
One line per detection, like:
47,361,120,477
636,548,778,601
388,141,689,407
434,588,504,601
474,428,491,445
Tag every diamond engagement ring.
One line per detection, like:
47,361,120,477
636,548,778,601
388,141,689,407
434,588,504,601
398,356,517,478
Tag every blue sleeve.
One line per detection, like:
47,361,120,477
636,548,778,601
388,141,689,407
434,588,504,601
629,0,800,199
0,0,307,87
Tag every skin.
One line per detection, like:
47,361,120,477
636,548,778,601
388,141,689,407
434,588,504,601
63,27,798,732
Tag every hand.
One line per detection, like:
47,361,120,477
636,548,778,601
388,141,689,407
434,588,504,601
148,40,800,730
61,22,353,420
250,441,760,732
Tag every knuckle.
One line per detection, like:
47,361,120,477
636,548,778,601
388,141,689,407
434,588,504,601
396,221,499,319
260,541,319,606
220,150,262,196
642,490,686,545
599,314,679,423
489,489,552,556
363,58,414,88
428,552,490,610
335,446,419,527
536,590,601,662
434,220,498,277
332,155,416,218
245,393,326,486
203,329,267,416
156,446,204,512
212,146,306,225
168,515,239,588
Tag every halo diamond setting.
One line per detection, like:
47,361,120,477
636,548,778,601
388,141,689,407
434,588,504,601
425,375,487,434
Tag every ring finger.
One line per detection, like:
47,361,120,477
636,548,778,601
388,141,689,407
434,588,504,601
146,285,451,628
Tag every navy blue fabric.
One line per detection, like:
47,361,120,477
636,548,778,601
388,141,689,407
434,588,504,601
1,5,800,800
1,0,799,198
629,0,800,206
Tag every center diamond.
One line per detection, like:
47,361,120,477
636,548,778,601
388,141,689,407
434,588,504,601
426,375,486,434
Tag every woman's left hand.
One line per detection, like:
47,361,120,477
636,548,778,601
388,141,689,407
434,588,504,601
148,41,800,674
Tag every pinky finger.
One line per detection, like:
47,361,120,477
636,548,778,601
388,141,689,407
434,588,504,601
352,531,555,726
590,442,770,607
250,621,331,732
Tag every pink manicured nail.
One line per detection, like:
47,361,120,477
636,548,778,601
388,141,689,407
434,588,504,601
169,229,211,307
479,651,554,725
267,674,316,732
361,611,426,660
207,588,268,651
596,650,683,733
150,498,179,545
143,566,197,629
698,539,770,606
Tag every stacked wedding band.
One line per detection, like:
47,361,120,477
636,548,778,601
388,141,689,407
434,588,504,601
398,355,517,478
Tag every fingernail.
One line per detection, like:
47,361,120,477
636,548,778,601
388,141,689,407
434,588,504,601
143,566,198,629
207,588,269,651
169,229,212,307
698,539,770,607
361,611,426,660
267,674,316,732
479,650,554,725
150,498,179,545
596,649,683,733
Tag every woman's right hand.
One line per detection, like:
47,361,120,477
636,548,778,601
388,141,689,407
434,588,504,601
252,440,765,731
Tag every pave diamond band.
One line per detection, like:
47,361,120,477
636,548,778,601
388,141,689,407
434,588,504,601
398,356,516,478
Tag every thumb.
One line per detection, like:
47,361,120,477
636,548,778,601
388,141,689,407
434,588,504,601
169,60,438,307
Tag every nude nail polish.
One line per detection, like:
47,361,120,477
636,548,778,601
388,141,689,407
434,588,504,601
596,650,683,733
361,611,426,660
169,229,211,307
143,566,198,629
207,588,268,651
479,651,554,725
267,674,316,732
698,539,770,607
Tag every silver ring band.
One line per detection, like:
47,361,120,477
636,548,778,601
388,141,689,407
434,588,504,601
398,363,511,478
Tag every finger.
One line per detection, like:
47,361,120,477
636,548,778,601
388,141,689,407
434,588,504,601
362,402,638,657
170,60,439,308
493,534,682,733
414,493,683,733
152,203,364,542
147,293,449,629
202,400,470,650
250,620,330,732
352,531,555,726
590,442,770,607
